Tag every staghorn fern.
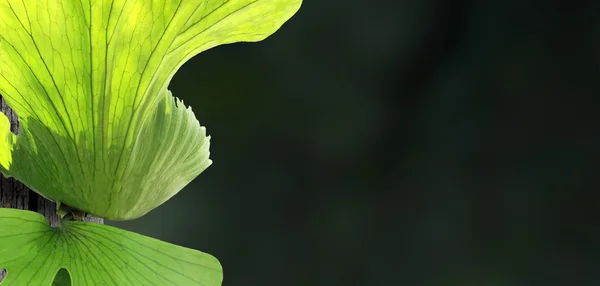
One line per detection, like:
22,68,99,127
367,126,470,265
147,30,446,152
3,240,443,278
0,0,301,285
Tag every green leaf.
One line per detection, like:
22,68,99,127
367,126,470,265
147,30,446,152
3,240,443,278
0,0,301,220
0,208,222,285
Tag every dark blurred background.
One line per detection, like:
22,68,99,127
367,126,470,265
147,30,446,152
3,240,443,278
111,1,600,285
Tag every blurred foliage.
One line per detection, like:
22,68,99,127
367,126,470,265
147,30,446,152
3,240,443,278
112,1,600,285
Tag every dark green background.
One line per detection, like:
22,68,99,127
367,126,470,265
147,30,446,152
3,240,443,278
112,1,600,285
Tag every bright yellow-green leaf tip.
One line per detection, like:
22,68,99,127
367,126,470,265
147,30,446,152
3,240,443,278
0,0,301,220
0,112,14,173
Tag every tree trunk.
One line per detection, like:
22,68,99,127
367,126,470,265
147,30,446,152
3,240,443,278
0,97,103,281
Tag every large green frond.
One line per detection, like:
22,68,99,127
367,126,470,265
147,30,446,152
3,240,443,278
0,0,301,219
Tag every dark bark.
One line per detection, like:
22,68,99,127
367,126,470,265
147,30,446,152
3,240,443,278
0,97,103,281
